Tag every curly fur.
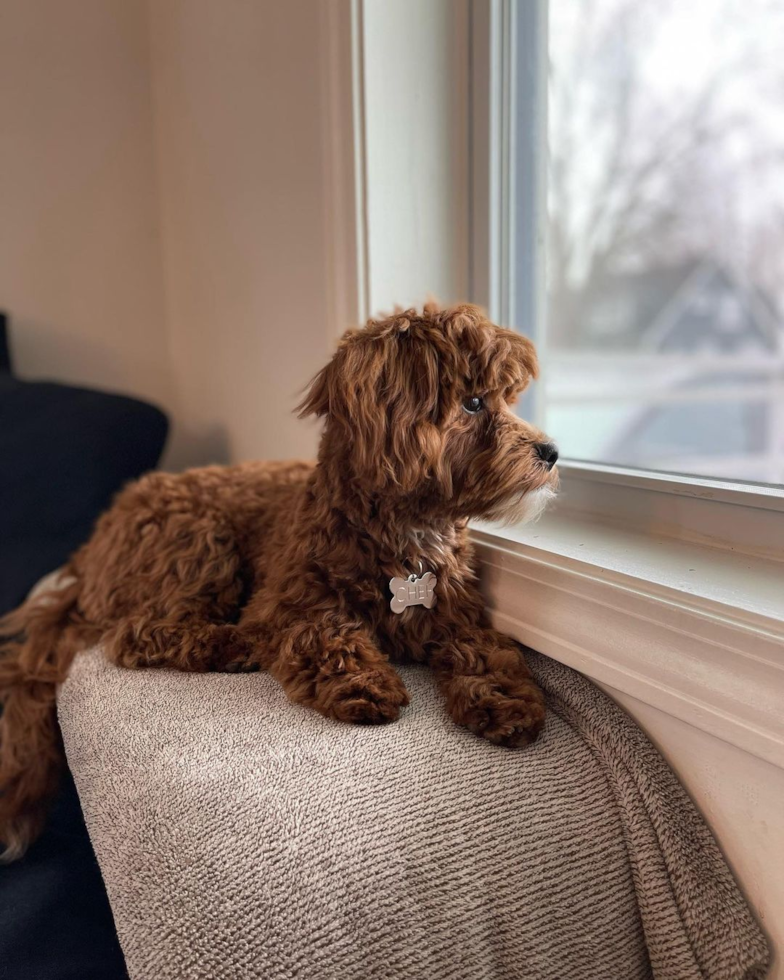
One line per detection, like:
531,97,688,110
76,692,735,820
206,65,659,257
0,303,558,860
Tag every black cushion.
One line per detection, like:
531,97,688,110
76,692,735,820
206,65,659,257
0,372,167,979
0,312,11,374
0,377,168,613
0,771,130,980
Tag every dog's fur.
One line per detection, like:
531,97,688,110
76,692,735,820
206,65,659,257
0,303,558,861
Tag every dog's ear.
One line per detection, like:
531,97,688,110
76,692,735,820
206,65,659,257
296,335,389,482
297,362,333,419
511,332,539,383
296,332,387,425
480,328,540,400
297,328,443,492
382,331,445,491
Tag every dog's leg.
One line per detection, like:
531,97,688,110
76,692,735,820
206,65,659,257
105,617,266,673
428,625,545,748
267,617,409,724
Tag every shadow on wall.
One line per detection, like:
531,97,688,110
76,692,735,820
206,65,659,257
8,313,236,470
170,424,231,471
9,314,173,421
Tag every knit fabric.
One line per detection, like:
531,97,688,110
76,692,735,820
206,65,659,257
58,648,769,980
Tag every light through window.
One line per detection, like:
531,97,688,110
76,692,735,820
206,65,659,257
544,0,784,484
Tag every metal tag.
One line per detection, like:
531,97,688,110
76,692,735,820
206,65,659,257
389,571,437,615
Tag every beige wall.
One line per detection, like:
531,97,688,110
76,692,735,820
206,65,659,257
149,0,340,467
0,0,173,421
605,686,783,977
1,0,344,469
362,0,469,316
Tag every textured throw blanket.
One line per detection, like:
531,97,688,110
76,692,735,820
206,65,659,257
58,649,769,980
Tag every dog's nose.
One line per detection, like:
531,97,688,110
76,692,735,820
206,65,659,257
535,442,559,469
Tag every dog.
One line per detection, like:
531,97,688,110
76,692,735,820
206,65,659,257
0,302,558,860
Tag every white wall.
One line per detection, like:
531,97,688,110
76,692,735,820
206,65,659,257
605,686,782,977
1,0,471,468
0,0,173,421
1,0,353,469
361,0,470,317
149,0,347,467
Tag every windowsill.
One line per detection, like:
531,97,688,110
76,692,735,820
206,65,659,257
473,511,784,623
470,502,784,771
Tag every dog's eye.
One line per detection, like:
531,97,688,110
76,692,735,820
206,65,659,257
462,396,484,415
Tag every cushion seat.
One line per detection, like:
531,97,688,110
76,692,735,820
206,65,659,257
57,648,769,980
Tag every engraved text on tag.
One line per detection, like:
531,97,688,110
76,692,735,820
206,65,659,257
389,571,437,615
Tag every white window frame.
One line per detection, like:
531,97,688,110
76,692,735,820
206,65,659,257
470,0,784,514
468,0,784,541
339,0,784,768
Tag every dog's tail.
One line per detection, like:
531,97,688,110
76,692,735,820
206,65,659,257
0,575,87,861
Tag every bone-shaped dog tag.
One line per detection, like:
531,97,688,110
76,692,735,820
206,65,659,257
389,571,437,615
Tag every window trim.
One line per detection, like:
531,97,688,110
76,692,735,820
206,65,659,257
470,515,784,771
560,459,784,515
522,460,784,561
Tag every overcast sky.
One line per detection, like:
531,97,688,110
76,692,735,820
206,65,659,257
548,0,784,302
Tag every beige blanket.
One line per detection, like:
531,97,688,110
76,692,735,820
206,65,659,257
58,648,769,980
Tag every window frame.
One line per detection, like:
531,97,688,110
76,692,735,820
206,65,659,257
467,0,784,530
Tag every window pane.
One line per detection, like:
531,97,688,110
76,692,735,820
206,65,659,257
545,0,784,485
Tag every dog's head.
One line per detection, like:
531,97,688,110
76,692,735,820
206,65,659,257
299,303,558,524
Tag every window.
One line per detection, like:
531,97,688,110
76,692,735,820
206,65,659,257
480,0,784,487
355,2,784,762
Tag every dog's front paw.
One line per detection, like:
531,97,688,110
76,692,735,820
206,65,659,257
445,674,545,747
317,667,410,725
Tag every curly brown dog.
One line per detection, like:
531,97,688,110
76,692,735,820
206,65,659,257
0,302,558,860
